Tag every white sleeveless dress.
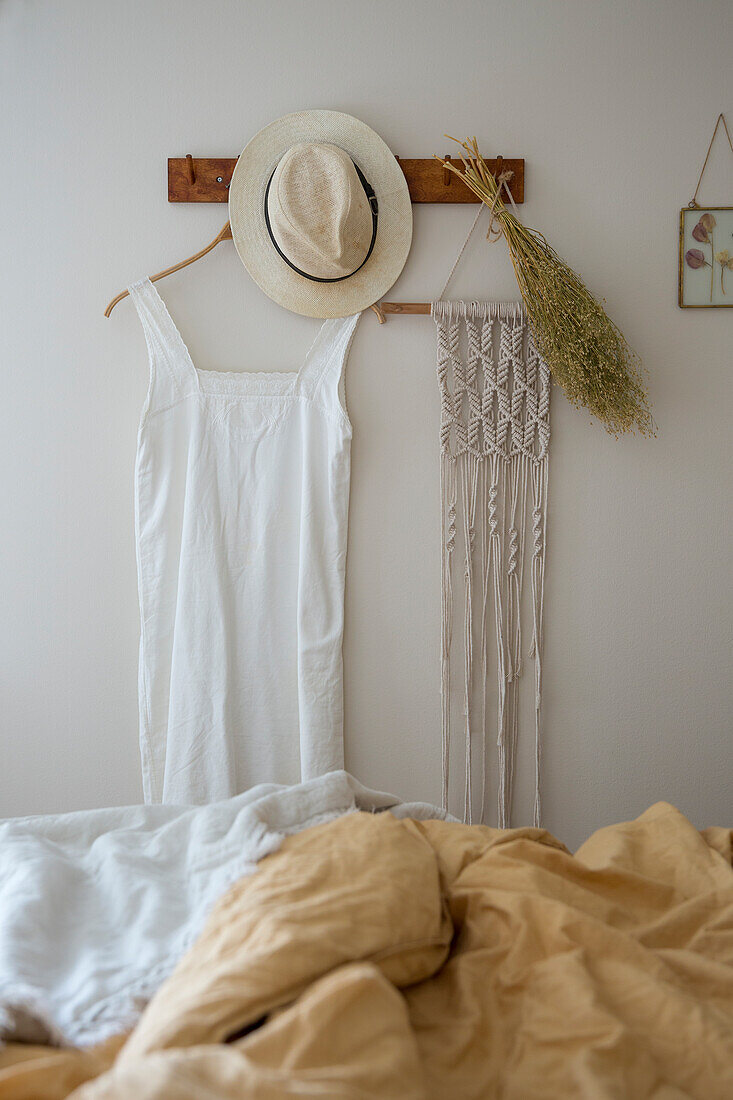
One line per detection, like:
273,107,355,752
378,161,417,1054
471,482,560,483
128,278,360,804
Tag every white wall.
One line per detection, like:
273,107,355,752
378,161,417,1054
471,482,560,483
1,0,731,848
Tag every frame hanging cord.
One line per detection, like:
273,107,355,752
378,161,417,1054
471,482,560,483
689,113,733,209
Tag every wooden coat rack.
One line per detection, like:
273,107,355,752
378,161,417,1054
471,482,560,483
105,153,524,318
168,153,524,205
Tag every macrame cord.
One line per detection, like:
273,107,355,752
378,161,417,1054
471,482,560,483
434,201,550,828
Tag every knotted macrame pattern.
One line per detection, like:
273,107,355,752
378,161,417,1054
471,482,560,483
434,301,550,827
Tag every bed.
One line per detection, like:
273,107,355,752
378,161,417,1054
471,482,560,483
1,796,732,1098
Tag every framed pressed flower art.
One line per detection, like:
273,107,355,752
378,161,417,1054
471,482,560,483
679,207,733,308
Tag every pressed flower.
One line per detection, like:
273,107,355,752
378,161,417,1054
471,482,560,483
714,248,731,294
685,248,707,269
689,213,718,301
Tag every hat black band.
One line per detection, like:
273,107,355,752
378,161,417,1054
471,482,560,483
264,160,378,284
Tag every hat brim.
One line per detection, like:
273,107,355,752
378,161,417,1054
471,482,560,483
229,110,412,318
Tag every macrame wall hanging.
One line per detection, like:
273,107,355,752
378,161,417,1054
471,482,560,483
434,300,550,828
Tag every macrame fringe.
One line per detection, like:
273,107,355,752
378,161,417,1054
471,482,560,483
434,300,550,827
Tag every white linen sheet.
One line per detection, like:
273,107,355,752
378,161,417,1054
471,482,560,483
0,771,447,1047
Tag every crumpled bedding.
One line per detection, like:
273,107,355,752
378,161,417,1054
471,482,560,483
1,802,732,1099
0,771,448,1049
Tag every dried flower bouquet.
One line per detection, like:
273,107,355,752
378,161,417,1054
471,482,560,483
440,138,655,437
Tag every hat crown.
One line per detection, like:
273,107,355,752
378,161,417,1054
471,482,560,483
267,143,374,281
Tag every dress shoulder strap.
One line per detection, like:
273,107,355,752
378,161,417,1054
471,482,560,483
127,278,196,411
298,312,361,420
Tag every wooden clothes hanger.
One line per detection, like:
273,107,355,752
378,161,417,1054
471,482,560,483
104,222,233,317
104,220,386,322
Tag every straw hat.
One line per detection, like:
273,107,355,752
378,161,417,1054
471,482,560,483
228,110,412,318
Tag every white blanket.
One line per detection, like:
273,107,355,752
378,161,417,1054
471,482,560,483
0,771,447,1048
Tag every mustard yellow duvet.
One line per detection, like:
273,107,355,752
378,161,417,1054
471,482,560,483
2,802,732,1099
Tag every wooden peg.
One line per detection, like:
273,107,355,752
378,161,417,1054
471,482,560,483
380,302,431,315
443,155,452,186
494,154,503,181
369,302,386,323
186,154,195,185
